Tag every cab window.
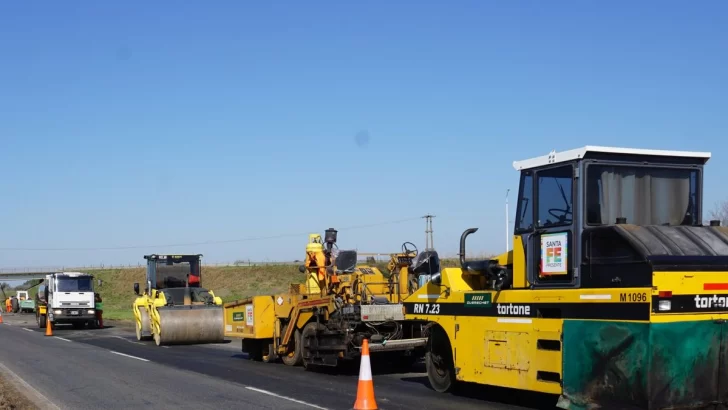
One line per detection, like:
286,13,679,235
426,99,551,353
537,165,573,228
515,171,534,233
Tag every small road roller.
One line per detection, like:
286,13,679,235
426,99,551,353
133,254,225,346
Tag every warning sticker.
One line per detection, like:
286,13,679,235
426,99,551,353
245,304,254,326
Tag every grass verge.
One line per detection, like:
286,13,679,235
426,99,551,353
9,257,469,323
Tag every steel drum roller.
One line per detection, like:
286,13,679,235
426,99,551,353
154,305,225,346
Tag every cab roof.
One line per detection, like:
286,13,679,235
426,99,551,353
512,145,712,171
53,271,93,277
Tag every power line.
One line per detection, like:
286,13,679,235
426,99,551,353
0,216,425,251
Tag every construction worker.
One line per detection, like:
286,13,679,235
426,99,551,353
94,292,103,328
5,297,10,313
305,234,327,293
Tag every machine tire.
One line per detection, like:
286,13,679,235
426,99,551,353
301,321,326,370
262,344,277,363
281,328,303,366
426,326,456,393
11,299,19,314
38,312,46,329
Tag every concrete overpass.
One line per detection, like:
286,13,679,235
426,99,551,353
0,266,116,281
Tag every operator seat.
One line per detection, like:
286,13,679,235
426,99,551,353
411,250,441,276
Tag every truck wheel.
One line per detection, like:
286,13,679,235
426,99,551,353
38,313,46,329
426,326,456,393
281,328,303,366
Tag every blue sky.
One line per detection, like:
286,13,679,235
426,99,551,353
1,1,726,269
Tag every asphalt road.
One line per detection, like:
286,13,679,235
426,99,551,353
0,312,557,410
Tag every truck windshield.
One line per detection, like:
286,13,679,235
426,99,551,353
586,164,698,226
57,277,93,292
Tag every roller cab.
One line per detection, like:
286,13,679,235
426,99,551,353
404,145,728,410
132,254,224,346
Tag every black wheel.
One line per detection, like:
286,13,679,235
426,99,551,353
301,321,327,370
281,328,303,366
426,326,456,393
11,299,19,314
38,313,46,329
245,339,264,361
262,343,277,363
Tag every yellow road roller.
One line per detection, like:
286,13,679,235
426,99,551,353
132,254,225,346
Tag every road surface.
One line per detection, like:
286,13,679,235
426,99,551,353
0,312,555,410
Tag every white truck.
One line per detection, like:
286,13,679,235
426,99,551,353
36,272,98,329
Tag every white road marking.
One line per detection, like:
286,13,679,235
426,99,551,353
54,336,72,342
112,335,146,345
162,346,169,348
23,328,34,332
244,386,329,409
109,350,150,362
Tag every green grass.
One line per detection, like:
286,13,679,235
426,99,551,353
3,257,474,321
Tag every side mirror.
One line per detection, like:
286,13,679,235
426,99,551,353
133,283,140,295
298,265,306,273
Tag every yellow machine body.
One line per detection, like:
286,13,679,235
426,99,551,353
403,145,728,410
132,254,225,346
223,230,430,367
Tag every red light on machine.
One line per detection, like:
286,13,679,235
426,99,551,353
658,291,672,298
363,315,369,320
704,283,728,291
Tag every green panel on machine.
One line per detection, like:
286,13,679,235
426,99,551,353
560,320,724,410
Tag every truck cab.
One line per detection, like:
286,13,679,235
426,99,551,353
37,272,97,329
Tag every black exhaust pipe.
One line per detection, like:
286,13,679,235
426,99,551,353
459,228,478,268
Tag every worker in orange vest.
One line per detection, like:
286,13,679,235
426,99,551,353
5,298,10,313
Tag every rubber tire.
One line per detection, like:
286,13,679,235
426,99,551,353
426,326,457,393
38,313,46,329
262,344,277,363
301,321,327,370
11,299,19,314
247,340,264,361
281,328,303,366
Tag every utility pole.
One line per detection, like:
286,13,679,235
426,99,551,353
422,214,435,250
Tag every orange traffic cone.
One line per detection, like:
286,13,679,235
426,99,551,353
0,312,3,324
45,319,53,336
353,339,378,410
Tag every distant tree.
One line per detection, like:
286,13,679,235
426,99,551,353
709,199,728,226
